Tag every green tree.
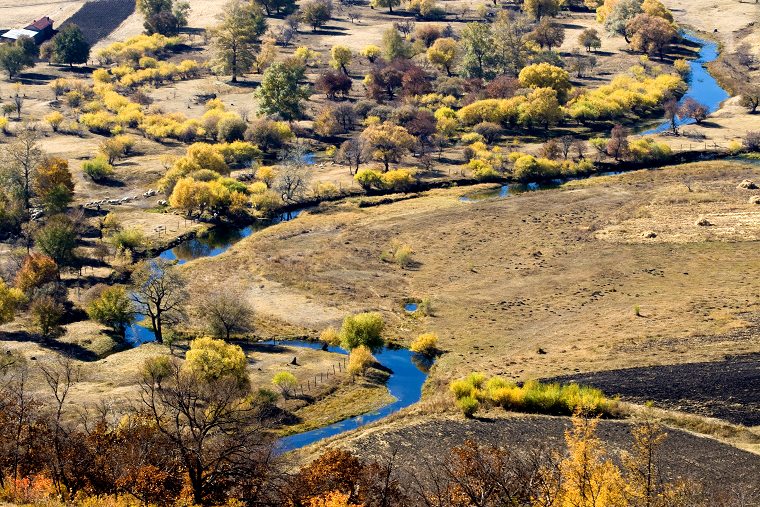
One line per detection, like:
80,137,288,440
370,0,401,13
492,11,534,77
427,37,458,76
87,285,134,334
301,0,332,31
531,18,565,50
579,28,602,52
30,295,64,337
604,0,642,42
339,312,385,351
254,0,297,15
460,22,494,79
50,25,90,66
381,28,411,61
210,0,267,82
137,0,190,35
0,37,37,79
34,215,77,273
256,61,310,119
523,0,560,21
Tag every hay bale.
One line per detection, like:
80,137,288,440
642,230,657,238
749,196,760,205
738,179,758,190
696,216,712,226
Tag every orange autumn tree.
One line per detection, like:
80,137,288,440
308,490,361,507
14,253,58,294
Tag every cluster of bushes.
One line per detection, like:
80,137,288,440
169,176,250,218
450,373,615,417
136,100,256,143
94,58,201,88
355,168,416,191
508,151,595,181
567,69,686,123
465,142,508,180
95,34,182,65
160,141,260,195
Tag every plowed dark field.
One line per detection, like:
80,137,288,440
62,0,134,46
547,354,760,426
338,415,760,497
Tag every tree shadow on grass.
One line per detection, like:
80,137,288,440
1,330,100,362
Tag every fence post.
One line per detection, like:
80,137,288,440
333,365,336,374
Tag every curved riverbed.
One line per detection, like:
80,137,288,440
276,341,430,451
122,30,729,449
644,32,729,134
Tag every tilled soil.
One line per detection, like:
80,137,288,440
547,353,760,426
62,0,134,46
332,415,760,496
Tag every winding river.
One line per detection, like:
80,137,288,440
123,31,729,450
643,32,729,134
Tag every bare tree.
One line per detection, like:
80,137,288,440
0,357,38,486
198,289,254,340
336,137,369,175
276,145,313,202
140,358,274,505
4,125,42,212
130,259,187,343
39,357,79,496
559,135,574,160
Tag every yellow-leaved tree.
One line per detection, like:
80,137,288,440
552,412,626,507
185,336,248,385
0,279,24,325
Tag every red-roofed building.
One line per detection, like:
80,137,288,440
23,17,54,44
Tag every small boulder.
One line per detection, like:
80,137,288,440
738,179,758,190
642,231,657,239
696,216,712,226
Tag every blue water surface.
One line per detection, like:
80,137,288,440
276,342,428,451
643,32,729,134
158,209,303,265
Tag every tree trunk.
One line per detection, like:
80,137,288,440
152,314,163,343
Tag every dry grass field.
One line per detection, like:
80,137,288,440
186,160,760,392
0,0,83,30
1,2,760,489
